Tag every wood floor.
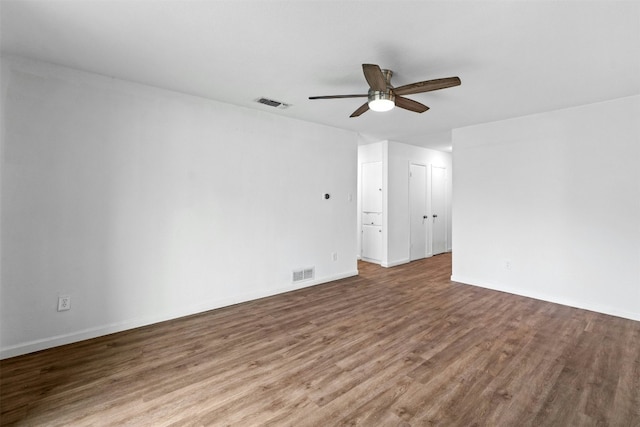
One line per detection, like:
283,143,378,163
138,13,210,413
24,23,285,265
1,254,639,426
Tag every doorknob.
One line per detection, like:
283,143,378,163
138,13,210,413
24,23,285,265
433,214,438,218
423,215,429,219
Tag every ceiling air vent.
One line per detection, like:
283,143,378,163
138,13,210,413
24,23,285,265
256,97,290,109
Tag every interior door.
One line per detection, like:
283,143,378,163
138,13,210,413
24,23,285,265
361,161,383,263
409,163,427,261
362,162,382,213
362,225,383,261
431,165,447,255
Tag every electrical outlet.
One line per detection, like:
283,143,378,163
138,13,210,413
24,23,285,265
504,260,512,270
58,296,71,311
332,252,338,261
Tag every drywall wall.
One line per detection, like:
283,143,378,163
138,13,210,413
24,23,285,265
452,95,640,321
0,56,358,358
386,141,452,267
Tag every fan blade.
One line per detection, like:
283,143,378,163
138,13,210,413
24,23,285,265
362,64,387,91
393,77,461,96
395,96,430,113
350,102,370,117
309,94,368,100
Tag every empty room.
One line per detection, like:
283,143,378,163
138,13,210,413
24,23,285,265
1,1,639,425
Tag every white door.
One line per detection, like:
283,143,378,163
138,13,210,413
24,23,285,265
409,164,427,261
361,161,383,263
431,165,447,255
362,225,383,261
362,162,383,213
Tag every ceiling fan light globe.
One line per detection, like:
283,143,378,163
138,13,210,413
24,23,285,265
368,90,395,112
369,99,395,112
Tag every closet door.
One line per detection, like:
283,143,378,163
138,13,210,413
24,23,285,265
362,162,382,213
361,161,383,262
409,163,427,261
362,225,382,261
431,165,447,255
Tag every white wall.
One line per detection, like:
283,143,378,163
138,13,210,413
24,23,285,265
452,95,640,321
386,141,452,266
0,56,358,358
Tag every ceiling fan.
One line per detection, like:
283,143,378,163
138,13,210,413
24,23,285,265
309,64,461,117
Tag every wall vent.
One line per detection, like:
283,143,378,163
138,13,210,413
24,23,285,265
293,267,314,283
256,97,289,109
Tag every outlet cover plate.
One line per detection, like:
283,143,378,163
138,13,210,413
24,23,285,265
58,296,71,311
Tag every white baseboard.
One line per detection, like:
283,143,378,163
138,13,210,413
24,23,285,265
381,258,410,268
451,275,640,322
1,270,359,360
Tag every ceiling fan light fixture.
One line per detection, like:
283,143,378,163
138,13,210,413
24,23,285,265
309,64,460,117
368,90,395,112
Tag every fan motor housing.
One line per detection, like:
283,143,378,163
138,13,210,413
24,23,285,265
368,90,395,103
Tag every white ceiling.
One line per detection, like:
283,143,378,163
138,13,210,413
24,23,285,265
2,0,639,151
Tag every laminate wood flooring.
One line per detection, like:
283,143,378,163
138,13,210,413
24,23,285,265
2,254,639,426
